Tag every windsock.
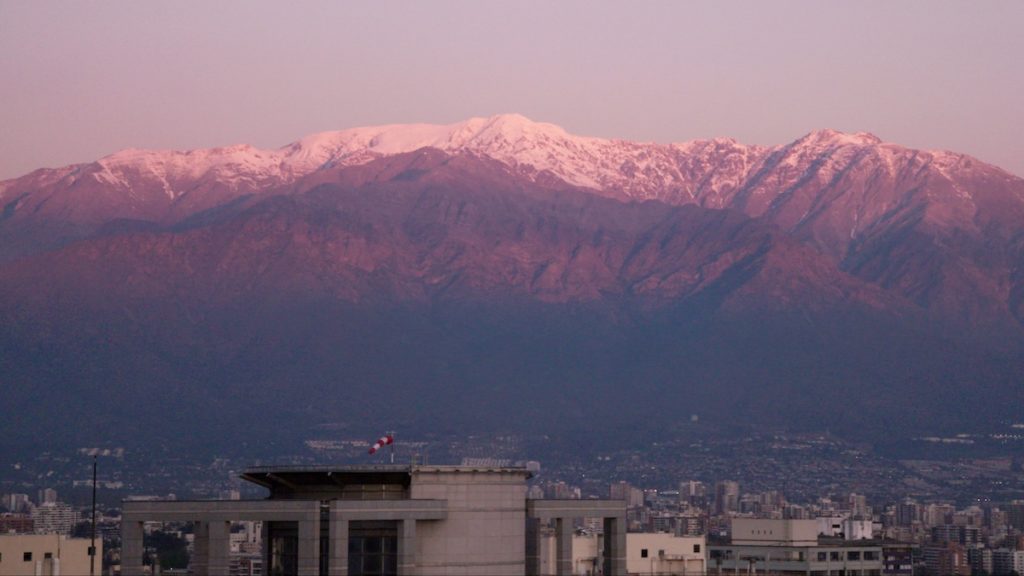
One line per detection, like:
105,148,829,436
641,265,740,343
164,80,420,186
368,434,394,455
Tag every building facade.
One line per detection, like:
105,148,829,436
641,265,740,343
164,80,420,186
536,532,705,576
625,533,705,576
30,502,79,535
708,519,883,576
0,533,100,576
121,464,627,576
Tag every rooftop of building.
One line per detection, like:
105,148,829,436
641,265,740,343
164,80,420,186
240,464,533,493
708,535,887,548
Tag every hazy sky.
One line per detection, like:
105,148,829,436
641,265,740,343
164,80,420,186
1,1,1022,179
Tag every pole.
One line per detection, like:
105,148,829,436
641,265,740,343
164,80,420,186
90,454,97,576
389,431,395,464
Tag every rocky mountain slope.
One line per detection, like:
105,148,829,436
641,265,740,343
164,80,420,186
1,116,1022,454
3,114,1021,328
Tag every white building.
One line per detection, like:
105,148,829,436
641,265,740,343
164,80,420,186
31,502,79,535
710,519,883,576
538,531,706,576
626,533,706,575
818,516,875,540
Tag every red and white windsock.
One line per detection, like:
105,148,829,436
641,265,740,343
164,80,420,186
368,434,394,455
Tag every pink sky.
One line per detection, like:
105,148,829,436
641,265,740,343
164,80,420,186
1,1,1021,179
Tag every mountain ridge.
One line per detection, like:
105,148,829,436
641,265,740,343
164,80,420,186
7,114,1014,208
2,130,1023,455
4,115,1021,332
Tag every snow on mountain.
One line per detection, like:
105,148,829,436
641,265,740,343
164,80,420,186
10,114,1017,218
13,114,765,204
4,115,1024,333
4,114,1023,259
281,114,788,204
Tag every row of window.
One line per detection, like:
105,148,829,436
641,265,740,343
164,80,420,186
0,551,54,563
710,549,880,562
814,550,880,562
811,565,884,569
639,544,701,558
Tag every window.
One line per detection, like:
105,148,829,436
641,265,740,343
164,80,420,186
693,544,701,553
830,551,841,561
848,551,860,561
818,552,827,561
24,552,32,562
44,552,53,559
864,551,879,560
641,549,648,558
348,520,397,576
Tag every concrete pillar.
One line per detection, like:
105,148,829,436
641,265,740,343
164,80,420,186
525,517,541,576
120,520,144,576
328,515,349,576
193,521,209,574
397,518,417,576
602,516,626,576
555,517,573,576
261,521,271,576
297,515,321,576
207,520,232,576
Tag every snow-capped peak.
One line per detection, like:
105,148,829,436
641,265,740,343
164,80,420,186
798,129,883,148
25,115,1014,214
266,114,664,190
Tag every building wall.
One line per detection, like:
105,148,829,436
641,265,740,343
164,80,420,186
410,468,528,576
0,534,100,576
538,532,601,576
732,518,819,546
626,533,705,576
30,503,78,535
710,543,883,576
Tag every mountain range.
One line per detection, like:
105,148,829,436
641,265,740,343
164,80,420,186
2,114,1022,456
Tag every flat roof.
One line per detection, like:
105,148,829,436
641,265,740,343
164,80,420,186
240,464,532,490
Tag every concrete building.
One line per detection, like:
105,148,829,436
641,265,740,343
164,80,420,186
930,524,981,545
0,533,101,576
990,548,1024,576
625,533,705,576
713,481,739,516
882,543,913,576
3,494,31,514
818,516,874,540
1005,500,1024,531
921,542,969,576
708,519,883,576
609,482,645,509
38,489,58,505
967,547,992,576
30,502,78,535
680,481,706,509
0,513,34,534
894,499,919,527
121,464,627,576
537,530,600,576
537,532,705,576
